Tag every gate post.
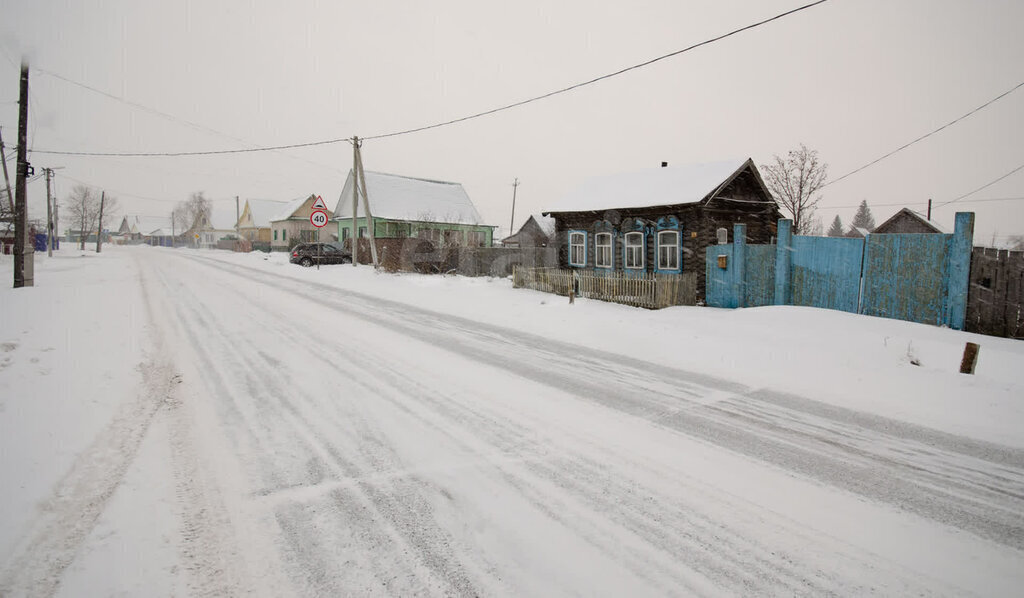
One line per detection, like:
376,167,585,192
946,212,974,330
733,223,747,308
774,219,792,306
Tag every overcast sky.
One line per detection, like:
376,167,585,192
2,0,1022,244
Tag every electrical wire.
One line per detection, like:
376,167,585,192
30,0,829,157
936,161,1024,208
825,80,1024,188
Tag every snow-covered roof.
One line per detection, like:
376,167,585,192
332,171,484,225
131,215,172,236
545,159,750,214
243,199,285,227
270,195,314,222
534,214,556,237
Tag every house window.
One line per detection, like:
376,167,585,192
358,227,367,238
569,231,586,267
274,229,278,241
657,230,679,270
342,227,350,241
467,230,485,247
624,232,644,269
282,229,287,241
595,232,612,268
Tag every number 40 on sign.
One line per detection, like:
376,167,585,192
310,210,329,228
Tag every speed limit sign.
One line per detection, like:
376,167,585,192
310,210,329,228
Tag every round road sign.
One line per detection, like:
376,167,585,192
310,210,329,228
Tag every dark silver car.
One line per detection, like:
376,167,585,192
289,242,352,267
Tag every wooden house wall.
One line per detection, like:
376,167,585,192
550,169,779,300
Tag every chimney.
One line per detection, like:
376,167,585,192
661,161,668,168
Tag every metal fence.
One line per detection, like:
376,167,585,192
512,266,697,309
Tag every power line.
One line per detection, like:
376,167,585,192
30,0,829,157
33,68,345,173
825,80,1024,188
817,195,1024,211
365,0,829,141
936,161,1024,208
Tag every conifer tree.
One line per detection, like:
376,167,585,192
851,200,875,231
827,215,844,237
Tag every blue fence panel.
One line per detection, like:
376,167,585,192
861,233,950,326
745,245,776,307
705,245,735,307
790,236,864,313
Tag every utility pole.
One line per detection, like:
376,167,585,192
351,136,359,266
45,168,53,256
95,191,105,253
0,127,14,212
354,140,379,267
509,177,519,242
14,61,30,288
235,195,240,237
927,198,932,221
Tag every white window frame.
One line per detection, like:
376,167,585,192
595,232,612,268
569,230,587,267
657,230,680,271
624,231,644,269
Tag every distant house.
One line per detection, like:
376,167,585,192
845,226,872,239
873,208,946,234
332,171,495,248
269,194,326,251
118,215,172,243
543,159,781,298
181,205,237,249
236,199,281,244
502,214,556,248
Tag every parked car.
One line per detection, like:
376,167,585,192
289,242,352,267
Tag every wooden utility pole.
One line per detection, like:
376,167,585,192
13,61,29,288
0,127,14,212
509,177,519,242
354,141,379,267
95,191,105,253
45,168,53,256
351,136,359,266
235,195,240,237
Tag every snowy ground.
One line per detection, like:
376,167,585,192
0,245,1022,596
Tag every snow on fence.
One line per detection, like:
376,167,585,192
512,266,697,309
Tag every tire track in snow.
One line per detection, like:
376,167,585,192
0,261,177,597
184,253,1024,552
165,254,954,595
147,255,481,596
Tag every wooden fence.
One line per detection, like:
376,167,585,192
967,247,1024,339
512,267,697,309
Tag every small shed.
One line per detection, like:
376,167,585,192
502,214,556,248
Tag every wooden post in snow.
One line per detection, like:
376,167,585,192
959,342,980,374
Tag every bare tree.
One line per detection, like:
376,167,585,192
761,144,829,235
63,185,101,250
1008,234,1024,251
173,191,211,245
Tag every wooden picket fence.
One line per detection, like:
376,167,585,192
512,266,697,309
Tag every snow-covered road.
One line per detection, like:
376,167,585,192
3,247,1023,596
